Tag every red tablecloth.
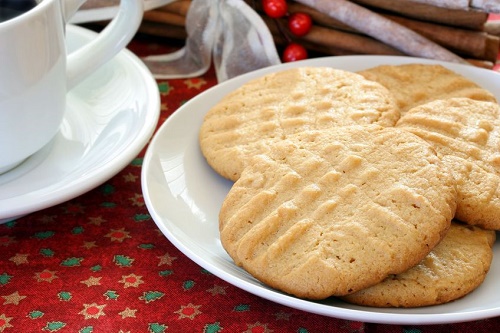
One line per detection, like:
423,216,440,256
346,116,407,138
1,26,500,333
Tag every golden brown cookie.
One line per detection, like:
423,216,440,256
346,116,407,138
199,67,400,181
341,222,496,307
219,125,456,300
396,97,500,230
358,64,496,115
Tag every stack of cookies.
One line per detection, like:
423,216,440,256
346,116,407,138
198,63,498,307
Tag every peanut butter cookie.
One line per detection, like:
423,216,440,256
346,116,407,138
359,64,496,115
199,67,399,181
397,97,500,229
219,126,456,299
342,222,495,307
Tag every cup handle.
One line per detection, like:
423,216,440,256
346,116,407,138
63,0,144,90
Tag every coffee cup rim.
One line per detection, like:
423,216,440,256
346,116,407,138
0,0,51,28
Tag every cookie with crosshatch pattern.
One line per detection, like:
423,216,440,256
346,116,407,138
341,222,496,307
219,126,456,299
397,97,500,230
199,67,399,181
358,63,497,115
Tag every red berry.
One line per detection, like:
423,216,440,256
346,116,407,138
282,43,308,62
288,12,312,37
262,0,288,19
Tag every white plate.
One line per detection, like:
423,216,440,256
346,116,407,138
0,25,160,223
71,0,172,24
141,55,500,325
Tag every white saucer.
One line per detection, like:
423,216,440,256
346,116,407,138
0,25,160,223
141,55,500,325
71,0,173,24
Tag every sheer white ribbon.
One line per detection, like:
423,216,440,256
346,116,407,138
142,0,282,82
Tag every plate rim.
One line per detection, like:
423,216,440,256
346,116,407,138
142,55,500,325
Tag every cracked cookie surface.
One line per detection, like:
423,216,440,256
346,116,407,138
219,126,456,299
199,67,399,181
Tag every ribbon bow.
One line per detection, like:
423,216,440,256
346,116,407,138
143,0,282,82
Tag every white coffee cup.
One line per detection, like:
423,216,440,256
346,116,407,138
0,0,144,174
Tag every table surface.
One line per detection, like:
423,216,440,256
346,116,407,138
1,22,500,332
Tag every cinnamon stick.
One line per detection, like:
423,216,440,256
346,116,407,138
143,10,186,27
410,0,500,13
465,59,494,69
294,0,468,64
271,29,365,56
157,0,191,16
484,35,500,62
408,0,469,10
350,0,488,30
385,13,499,62
287,2,357,33
138,21,187,40
299,24,405,56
